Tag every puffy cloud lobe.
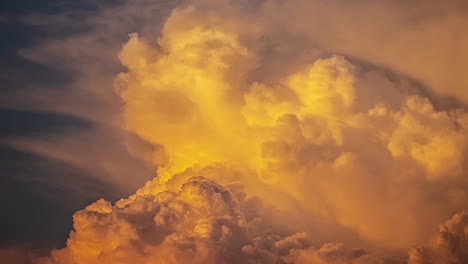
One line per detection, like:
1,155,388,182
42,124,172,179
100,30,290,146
117,8,259,179
44,177,243,264
386,97,468,180
286,243,385,264
408,210,468,264
43,175,385,264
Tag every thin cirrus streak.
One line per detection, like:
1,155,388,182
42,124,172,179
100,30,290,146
24,0,468,263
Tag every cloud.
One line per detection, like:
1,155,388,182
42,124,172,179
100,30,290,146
408,210,468,264
113,5,468,249
7,0,468,263
42,176,384,264
261,0,468,102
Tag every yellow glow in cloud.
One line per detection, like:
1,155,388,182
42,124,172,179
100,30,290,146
116,6,468,248
387,96,467,179
118,8,259,185
43,2,468,263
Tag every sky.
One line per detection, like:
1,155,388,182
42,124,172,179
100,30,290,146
0,0,162,249
1,0,468,264
0,0,104,248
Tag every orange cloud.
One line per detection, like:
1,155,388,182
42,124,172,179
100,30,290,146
35,1,468,263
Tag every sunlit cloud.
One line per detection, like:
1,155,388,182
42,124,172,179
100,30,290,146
6,0,468,263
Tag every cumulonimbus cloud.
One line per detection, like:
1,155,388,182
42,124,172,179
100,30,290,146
14,0,468,263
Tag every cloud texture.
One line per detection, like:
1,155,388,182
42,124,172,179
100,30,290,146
43,176,386,264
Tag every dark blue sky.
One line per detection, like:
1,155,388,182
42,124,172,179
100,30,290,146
0,0,129,249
